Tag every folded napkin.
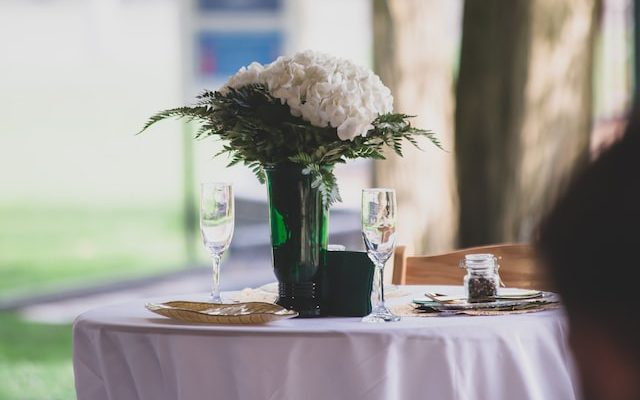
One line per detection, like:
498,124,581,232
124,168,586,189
495,288,543,300
400,289,560,317
421,289,543,304
391,301,560,317
322,250,374,317
229,288,277,304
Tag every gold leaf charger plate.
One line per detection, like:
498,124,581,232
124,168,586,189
145,301,298,324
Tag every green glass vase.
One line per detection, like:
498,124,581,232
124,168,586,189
265,163,329,317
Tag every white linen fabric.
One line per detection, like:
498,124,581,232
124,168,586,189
73,286,580,400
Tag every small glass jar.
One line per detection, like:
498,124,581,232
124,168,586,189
460,254,500,303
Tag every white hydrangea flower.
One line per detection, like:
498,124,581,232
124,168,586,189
222,50,394,141
223,62,266,90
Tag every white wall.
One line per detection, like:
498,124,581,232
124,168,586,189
0,0,183,207
0,0,372,209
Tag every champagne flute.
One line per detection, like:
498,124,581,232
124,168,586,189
200,183,234,303
361,188,400,322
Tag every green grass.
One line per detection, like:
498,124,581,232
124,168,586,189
0,313,74,400
0,204,190,298
0,204,195,398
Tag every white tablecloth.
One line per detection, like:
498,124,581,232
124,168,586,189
73,285,579,400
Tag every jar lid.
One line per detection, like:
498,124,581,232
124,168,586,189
459,253,498,270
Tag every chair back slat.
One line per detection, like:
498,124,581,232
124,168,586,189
392,243,553,291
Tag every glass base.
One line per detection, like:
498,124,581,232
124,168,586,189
210,293,225,304
361,305,401,323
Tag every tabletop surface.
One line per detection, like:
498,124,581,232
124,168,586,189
74,284,566,335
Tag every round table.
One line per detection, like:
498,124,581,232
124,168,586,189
73,285,579,400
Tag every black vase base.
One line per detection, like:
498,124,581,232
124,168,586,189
276,282,322,318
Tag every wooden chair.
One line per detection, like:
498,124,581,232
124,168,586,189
392,243,553,291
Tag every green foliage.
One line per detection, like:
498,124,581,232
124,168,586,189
139,84,440,208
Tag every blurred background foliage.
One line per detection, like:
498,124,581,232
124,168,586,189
0,0,634,398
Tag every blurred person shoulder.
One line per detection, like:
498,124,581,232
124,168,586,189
537,106,640,279
536,105,640,400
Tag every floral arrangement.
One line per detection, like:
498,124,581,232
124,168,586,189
140,50,439,207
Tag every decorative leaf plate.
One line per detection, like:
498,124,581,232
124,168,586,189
145,301,298,324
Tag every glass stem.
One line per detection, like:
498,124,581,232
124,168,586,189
211,254,222,302
372,262,385,309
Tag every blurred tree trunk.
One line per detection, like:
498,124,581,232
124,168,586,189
456,0,601,247
372,0,459,255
